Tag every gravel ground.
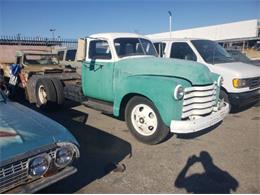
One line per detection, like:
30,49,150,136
35,101,260,194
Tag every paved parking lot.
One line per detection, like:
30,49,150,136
33,101,260,193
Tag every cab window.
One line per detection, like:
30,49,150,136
57,51,64,61
170,42,197,61
65,49,77,61
89,40,111,60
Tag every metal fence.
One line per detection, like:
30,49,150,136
0,35,77,48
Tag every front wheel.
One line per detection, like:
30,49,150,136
125,96,170,145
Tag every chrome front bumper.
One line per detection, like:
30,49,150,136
170,102,229,134
6,166,77,194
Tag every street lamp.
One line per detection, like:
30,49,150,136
50,29,56,40
168,11,172,38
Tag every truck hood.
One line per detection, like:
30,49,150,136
215,61,260,78
117,56,214,85
0,101,77,162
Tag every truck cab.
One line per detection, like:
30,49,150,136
152,38,260,109
77,33,229,144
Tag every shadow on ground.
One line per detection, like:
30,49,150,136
21,100,132,193
175,151,239,193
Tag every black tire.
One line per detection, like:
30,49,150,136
35,78,57,108
220,89,231,112
125,96,170,145
51,78,65,106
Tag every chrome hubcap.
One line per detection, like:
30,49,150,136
131,104,158,136
38,85,47,104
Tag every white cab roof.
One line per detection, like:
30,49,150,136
89,32,148,40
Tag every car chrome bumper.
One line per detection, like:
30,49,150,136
7,166,77,194
170,102,229,134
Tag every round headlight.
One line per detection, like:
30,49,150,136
217,76,223,87
29,155,50,177
174,85,184,100
55,147,74,168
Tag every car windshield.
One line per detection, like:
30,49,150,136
227,50,252,64
114,38,158,58
191,40,235,64
24,54,59,65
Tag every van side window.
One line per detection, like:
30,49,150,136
65,49,77,61
154,42,166,57
58,51,64,61
89,40,111,60
170,42,197,61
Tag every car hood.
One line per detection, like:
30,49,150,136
215,61,260,78
0,101,78,162
117,56,215,85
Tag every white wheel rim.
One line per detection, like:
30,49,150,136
38,85,47,104
131,104,158,136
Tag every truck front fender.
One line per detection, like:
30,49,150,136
113,75,190,126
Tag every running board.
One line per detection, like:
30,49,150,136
82,99,113,114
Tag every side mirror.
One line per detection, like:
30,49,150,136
76,38,87,62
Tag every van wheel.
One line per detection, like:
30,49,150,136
35,78,57,109
51,78,65,106
125,96,169,144
220,89,231,112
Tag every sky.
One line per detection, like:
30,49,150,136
0,0,259,39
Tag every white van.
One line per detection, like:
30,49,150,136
152,38,260,109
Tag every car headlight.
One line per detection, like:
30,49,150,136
174,85,184,100
217,76,224,87
55,147,74,168
233,78,247,88
29,154,50,177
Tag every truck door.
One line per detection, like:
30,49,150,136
82,39,114,102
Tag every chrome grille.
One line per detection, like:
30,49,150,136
182,83,217,119
248,77,260,89
0,149,56,193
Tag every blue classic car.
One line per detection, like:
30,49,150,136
0,90,80,193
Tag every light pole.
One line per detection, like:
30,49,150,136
50,29,56,40
168,11,172,38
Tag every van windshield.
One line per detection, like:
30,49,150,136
191,40,235,64
114,38,158,58
24,54,59,65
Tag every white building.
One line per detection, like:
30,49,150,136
147,19,260,42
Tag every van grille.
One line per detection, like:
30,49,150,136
0,150,56,193
182,83,217,119
248,77,260,89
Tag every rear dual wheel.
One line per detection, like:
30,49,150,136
125,96,170,145
35,78,64,109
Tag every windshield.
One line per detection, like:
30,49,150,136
114,38,158,58
24,54,59,65
191,40,235,64
227,50,251,64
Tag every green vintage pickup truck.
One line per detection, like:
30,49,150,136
77,33,229,144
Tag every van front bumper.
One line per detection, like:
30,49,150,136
229,88,260,106
170,102,229,134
